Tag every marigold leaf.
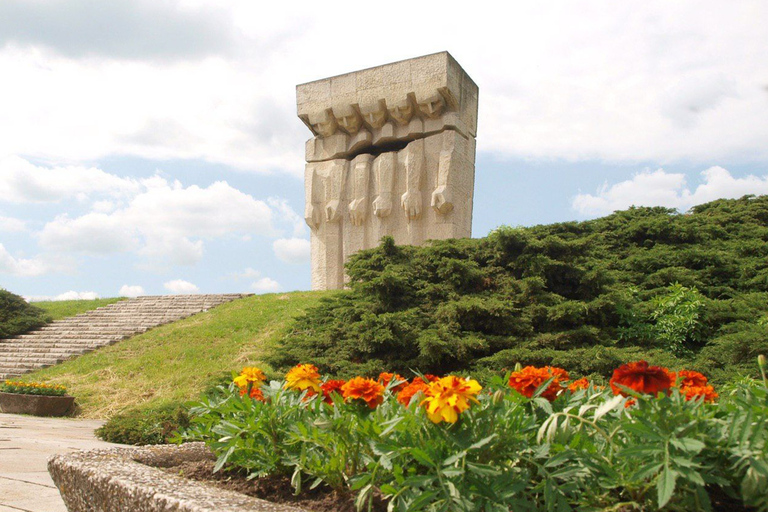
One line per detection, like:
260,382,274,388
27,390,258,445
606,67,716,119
657,466,677,508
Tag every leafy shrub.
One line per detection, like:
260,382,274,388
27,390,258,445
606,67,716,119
96,404,190,445
181,366,768,511
266,196,768,384
0,288,50,338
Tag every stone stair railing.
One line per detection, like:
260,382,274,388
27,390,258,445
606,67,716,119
0,294,250,380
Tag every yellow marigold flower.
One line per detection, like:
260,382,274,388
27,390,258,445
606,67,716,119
284,364,322,393
233,367,267,390
421,376,482,424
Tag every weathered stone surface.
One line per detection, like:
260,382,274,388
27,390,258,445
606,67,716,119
0,294,250,380
297,52,479,290
48,442,307,512
0,391,75,416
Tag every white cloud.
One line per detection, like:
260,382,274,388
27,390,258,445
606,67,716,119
0,2,765,171
37,171,275,265
231,267,261,280
0,155,140,203
572,166,768,216
252,277,280,293
0,243,55,277
273,238,310,264
0,215,25,232
163,279,199,294
26,290,99,302
119,284,145,297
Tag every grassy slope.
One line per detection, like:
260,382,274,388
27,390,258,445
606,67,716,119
34,297,126,321
28,292,327,418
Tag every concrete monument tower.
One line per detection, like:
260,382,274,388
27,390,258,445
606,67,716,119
297,52,478,290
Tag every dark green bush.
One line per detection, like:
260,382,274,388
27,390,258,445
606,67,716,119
96,404,190,445
0,288,50,338
266,196,768,384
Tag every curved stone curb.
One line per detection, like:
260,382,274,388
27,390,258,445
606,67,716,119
48,442,307,512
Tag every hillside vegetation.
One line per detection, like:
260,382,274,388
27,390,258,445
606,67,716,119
0,289,50,338
268,196,768,385
27,292,326,417
34,297,126,320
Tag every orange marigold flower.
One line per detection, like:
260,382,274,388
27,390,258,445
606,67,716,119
239,386,266,402
567,378,591,392
508,366,568,401
609,361,672,397
422,376,482,424
233,367,267,390
679,384,718,403
397,377,430,406
321,379,346,404
378,372,407,392
423,374,440,382
285,364,322,393
673,370,709,388
341,377,385,409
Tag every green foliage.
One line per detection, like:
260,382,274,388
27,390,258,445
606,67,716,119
34,297,125,321
181,376,768,511
0,288,50,338
266,196,768,383
96,404,190,445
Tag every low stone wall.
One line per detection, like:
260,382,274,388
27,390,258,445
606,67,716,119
48,442,306,512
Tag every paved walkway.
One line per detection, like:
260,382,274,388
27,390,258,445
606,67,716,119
0,413,118,512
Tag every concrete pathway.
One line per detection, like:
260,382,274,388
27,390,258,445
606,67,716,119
0,413,118,512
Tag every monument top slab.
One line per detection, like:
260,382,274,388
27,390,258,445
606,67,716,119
297,52,478,140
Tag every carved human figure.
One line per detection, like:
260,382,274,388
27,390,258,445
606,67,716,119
333,105,362,135
432,131,458,215
372,152,395,218
349,154,372,226
325,161,346,222
360,100,389,130
304,164,321,229
401,139,424,222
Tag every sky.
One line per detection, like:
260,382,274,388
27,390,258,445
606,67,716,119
0,0,767,300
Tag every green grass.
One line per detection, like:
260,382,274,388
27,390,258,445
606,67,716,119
27,292,328,418
34,297,126,321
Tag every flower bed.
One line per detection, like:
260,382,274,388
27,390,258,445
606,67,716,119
0,380,74,416
180,360,768,511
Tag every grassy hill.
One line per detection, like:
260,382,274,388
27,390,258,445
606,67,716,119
27,292,327,418
35,297,126,320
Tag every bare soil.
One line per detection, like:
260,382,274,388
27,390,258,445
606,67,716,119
157,459,387,512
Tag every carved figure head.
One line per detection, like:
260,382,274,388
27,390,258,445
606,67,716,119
388,99,414,126
417,94,446,119
360,100,388,129
309,109,338,137
331,105,361,135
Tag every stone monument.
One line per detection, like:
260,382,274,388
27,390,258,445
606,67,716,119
297,52,478,290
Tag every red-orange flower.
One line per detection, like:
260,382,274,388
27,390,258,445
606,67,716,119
567,378,590,392
423,374,440,382
239,386,266,402
321,379,346,404
679,384,718,403
508,366,569,401
378,372,407,392
673,370,708,388
609,361,672,397
341,377,385,409
397,377,430,406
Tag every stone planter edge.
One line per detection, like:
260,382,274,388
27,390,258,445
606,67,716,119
48,442,307,512
0,391,75,416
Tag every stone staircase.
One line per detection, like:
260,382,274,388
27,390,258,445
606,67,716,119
0,294,250,380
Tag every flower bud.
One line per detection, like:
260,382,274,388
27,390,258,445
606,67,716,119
759,354,767,370
514,363,523,372
492,389,505,405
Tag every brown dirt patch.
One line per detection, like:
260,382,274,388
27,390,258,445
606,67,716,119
157,459,387,512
